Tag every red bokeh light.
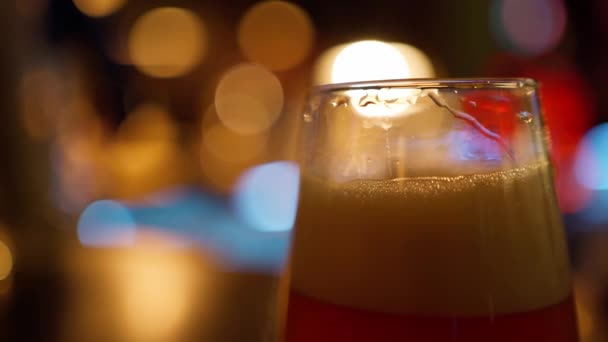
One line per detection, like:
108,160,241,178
461,90,518,138
486,54,595,213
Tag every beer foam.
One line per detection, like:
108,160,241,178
289,163,571,316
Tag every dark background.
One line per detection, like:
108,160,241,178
1,0,607,341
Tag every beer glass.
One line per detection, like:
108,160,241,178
283,79,578,341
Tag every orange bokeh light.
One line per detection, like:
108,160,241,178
128,7,207,78
238,1,314,71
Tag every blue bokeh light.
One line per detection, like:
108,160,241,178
575,123,608,190
130,187,293,272
77,187,292,273
78,200,136,247
233,161,300,232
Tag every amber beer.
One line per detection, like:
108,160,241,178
284,162,578,341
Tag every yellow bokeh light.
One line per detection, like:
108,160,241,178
53,97,108,213
331,40,409,84
73,0,126,17
128,7,207,78
203,123,267,163
238,1,314,71
110,141,176,183
115,248,201,341
108,103,181,197
199,105,264,192
215,64,284,135
116,103,176,141
0,240,13,281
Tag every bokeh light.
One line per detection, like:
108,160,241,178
331,40,410,84
203,123,267,163
575,123,608,191
73,0,126,18
128,7,207,78
0,240,13,281
108,103,181,197
238,1,314,71
392,43,435,78
492,0,567,57
78,200,136,247
326,40,433,118
486,57,596,213
198,104,267,192
315,41,434,85
116,103,176,141
215,63,284,135
115,248,201,341
312,45,344,85
53,136,106,214
52,97,108,214
233,161,300,232
109,140,181,198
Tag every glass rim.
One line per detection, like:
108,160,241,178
312,78,538,93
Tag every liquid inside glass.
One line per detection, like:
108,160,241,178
283,80,578,341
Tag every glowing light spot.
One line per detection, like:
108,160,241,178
331,40,409,84
492,0,567,57
115,248,202,341
391,43,435,78
203,123,267,163
198,106,269,193
117,103,176,141
328,41,428,118
215,64,283,135
234,161,300,232
315,42,434,85
554,155,592,214
128,7,207,78
78,200,136,247
0,241,13,281
575,123,608,190
109,103,181,197
73,0,126,17
313,45,344,85
52,98,107,214
238,1,314,71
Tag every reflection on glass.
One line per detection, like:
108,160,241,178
284,79,578,341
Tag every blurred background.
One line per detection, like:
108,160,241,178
1,0,608,341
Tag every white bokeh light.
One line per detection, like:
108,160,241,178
331,40,410,84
